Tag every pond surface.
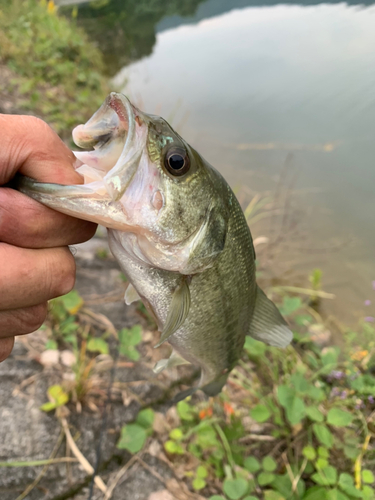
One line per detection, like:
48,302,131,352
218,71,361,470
67,0,375,322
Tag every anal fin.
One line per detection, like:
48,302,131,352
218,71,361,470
248,286,293,347
154,277,191,348
153,350,190,374
124,283,141,305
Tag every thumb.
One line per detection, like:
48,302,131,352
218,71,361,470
0,114,83,186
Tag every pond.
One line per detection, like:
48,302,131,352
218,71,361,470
61,0,375,323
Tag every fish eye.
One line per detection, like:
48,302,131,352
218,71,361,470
164,147,190,176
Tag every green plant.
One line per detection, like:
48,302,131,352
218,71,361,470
40,385,69,412
0,0,108,136
117,408,155,453
162,283,375,500
118,325,142,360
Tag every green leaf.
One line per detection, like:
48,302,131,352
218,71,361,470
291,373,310,394
250,404,271,423
117,424,146,453
306,407,324,422
40,385,69,411
339,485,362,498
277,387,306,424
119,325,142,347
61,290,83,314
243,497,259,500
223,478,248,500
262,456,277,472
338,473,354,489
164,440,184,454
321,348,339,367
324,470,338,485
87,337,109,355
192,477,206,490
196,465,208,479
244,336,267,357
362,486,375,499
264,491,285,500
303,486,329,500
286,396,306,425
338,477,363,499
119,345,140,361
209,497,226,500
277,385,295,407
45,339,58,350
169,428,184,440
327,409,353,427
344,446,358,459
316,458,329,469
258,472,275,486
326,488,350,500
272,473,305,498
177,400,195,421
303,446,317,461
244,457,261,473
295,314,313,326
40,401,58,412
307,386,326,401
318,447,329,458
313,424,334,448
279,296,302,316
136,408,154,429
362,470,375,484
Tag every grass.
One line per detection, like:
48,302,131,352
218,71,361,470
0,0,108,137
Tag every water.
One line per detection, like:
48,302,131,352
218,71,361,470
68,0,375,322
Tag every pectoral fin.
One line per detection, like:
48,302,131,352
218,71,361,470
248,286,293,347
154,278,191,348
124,283,141,305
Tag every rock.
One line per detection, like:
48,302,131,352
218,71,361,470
39,349,60,367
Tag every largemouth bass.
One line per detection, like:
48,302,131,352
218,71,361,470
19,93,293,399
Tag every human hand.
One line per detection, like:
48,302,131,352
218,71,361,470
0,115,97,362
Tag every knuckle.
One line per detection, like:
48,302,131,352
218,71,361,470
74,221,97,244
24,115,48,130
0,304,47,337
0,337,15,362
50,248,76,297
26,303,48,332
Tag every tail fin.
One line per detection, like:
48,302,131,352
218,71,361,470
248,286,293,347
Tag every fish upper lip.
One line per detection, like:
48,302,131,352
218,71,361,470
102,93,139,201
73,92,140,202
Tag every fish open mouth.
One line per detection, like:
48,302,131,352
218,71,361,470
17,93,146,229
72,92,142,201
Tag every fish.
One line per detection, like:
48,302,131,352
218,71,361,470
18,92,293,400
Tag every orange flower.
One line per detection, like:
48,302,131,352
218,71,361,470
223,402,235,416
351,350,368,361
199,407,213,420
